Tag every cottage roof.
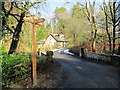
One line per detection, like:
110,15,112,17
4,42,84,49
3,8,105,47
38,41,45,45
49,34,68,42
38,34,68,45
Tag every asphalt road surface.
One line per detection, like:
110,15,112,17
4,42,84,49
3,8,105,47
53,51,119,88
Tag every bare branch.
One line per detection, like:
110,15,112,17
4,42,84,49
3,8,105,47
7,2,14,15
2,2,14,16
85,0,90,18
115,36,120,40
13,2,23,11
100,4,112,21
109,2,114,21
2,2,7,15
115,2,120,11
3,25,14,34
115,21,120,27
81,9,91,22
116,16,120,23
108,21,112,24
9,13,20,22
29,2,44,9
11,13,20,17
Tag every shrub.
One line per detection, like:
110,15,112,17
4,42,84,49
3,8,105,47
1,46,31,87
1,46,53,87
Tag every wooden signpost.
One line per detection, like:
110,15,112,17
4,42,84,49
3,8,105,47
24,16,45,86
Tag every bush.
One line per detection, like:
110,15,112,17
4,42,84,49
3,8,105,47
1,46,53,87
1,46,31,86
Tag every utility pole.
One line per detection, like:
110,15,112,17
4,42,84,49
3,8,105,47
24,16,45,86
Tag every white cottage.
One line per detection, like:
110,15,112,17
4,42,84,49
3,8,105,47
38,34,68,49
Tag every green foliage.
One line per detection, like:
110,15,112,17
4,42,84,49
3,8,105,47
54,7,67,15
72,2,82,19
54,7,67,20
20,23,32,50
1,46,31,86
36,23,51,42
0,45,7,54
36,26,47,41
1,45,53,87
54,4,89,44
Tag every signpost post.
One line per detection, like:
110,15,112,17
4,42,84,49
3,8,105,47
24,16,45,86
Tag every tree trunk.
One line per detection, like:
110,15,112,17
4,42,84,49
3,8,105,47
93,29,97,52
73,29,76,43
118,44,120,55
91,42,94,52
112,2,116,55
91,26,94,52
8,13,25,54
92,16,97,52
112,26,116,55
109,40,112,53
105,9,112,54
92,37,95,52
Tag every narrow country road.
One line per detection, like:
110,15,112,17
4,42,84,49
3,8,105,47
53,51,119,88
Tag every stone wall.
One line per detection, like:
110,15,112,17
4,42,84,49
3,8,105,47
86,52,111,61
85,51,120,64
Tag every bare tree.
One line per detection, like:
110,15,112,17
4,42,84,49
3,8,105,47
100,0,120,54
109,1,120,54
101,1,112,54
80,0,97,52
